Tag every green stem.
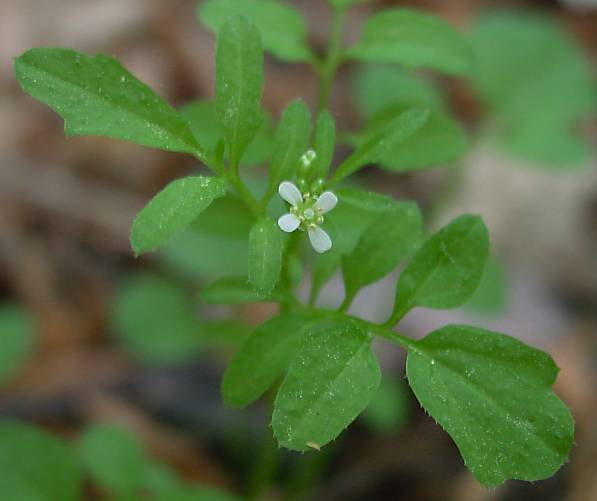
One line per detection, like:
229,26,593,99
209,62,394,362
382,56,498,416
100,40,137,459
338,288,357,313
317,6,346,112
225,167,262,218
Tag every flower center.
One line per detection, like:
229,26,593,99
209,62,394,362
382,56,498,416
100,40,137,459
290,194,325,230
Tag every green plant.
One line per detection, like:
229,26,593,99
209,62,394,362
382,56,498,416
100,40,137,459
14,0,575,491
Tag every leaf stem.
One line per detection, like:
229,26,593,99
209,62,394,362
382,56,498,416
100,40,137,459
338,288,357,313
316,5,346,112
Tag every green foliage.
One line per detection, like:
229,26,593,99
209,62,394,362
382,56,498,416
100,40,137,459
391,215,489,322
406,325,574,487
131,176,226,255
14,3,576,488
14,48,204,158
0,304,34,382
201,276,279,304
267,100,312,193
160,196,253,281
471,11,596,167
347,9,472,76
222,313,318,407
216,15,264,167
248,217,285,295
0,421,82,501
312,111,336,180
200,0,312,62
349,65,468,171
342,203,422,298
331,108,429,183
181,100,274,166
80,424,146,497
111,273,203,364
272,319,380,451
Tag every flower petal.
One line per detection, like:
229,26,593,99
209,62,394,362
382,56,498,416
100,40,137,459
314,191,338,214
278,213,301,233
308,226,332,253
278,181,302,207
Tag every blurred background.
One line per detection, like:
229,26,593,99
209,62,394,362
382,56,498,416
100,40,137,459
1,0,596,500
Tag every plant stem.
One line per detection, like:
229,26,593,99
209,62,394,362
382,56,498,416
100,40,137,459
317,6,346,112
225,167,262,218
338,288,357,313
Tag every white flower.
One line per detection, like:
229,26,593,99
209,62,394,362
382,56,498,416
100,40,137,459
277,181,337,253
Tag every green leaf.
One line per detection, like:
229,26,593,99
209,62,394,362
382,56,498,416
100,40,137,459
347,8,472,76
80,424,146,496
130,176,226,255
273,318,380,451
349,106,467,172
181,100,274,166
329,0,373,7
248,217,284,295
334,188,397,213
160,196,254,281
312,111,336,180
352,64,444,118
200,276,282,304
331,108,429,183
199,0,313,62
222,313,317,407
111,273,203,364
350,66,467,171
406,325,574,487
216,16,264,167
0,304,34,382
343,203,422,297
392,214,489,321
471,11,595,167
0,420,82,501
362,378,410,435
14,48,204,158
267,99,312,192
311,196,386,298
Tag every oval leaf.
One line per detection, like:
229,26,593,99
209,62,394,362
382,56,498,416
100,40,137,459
347,8,472,76
201,276,282,304
312,111,336,180
216,16,264,167
200,0,313,62
0,420,82,501
111,273,203,364
391,214,489,321
14,48,204,158
130,176,226,255
272,319,381,451
343,202,422,296
406,325,574,487
267,99,312,194
80,424,147,496
248,217,284,295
